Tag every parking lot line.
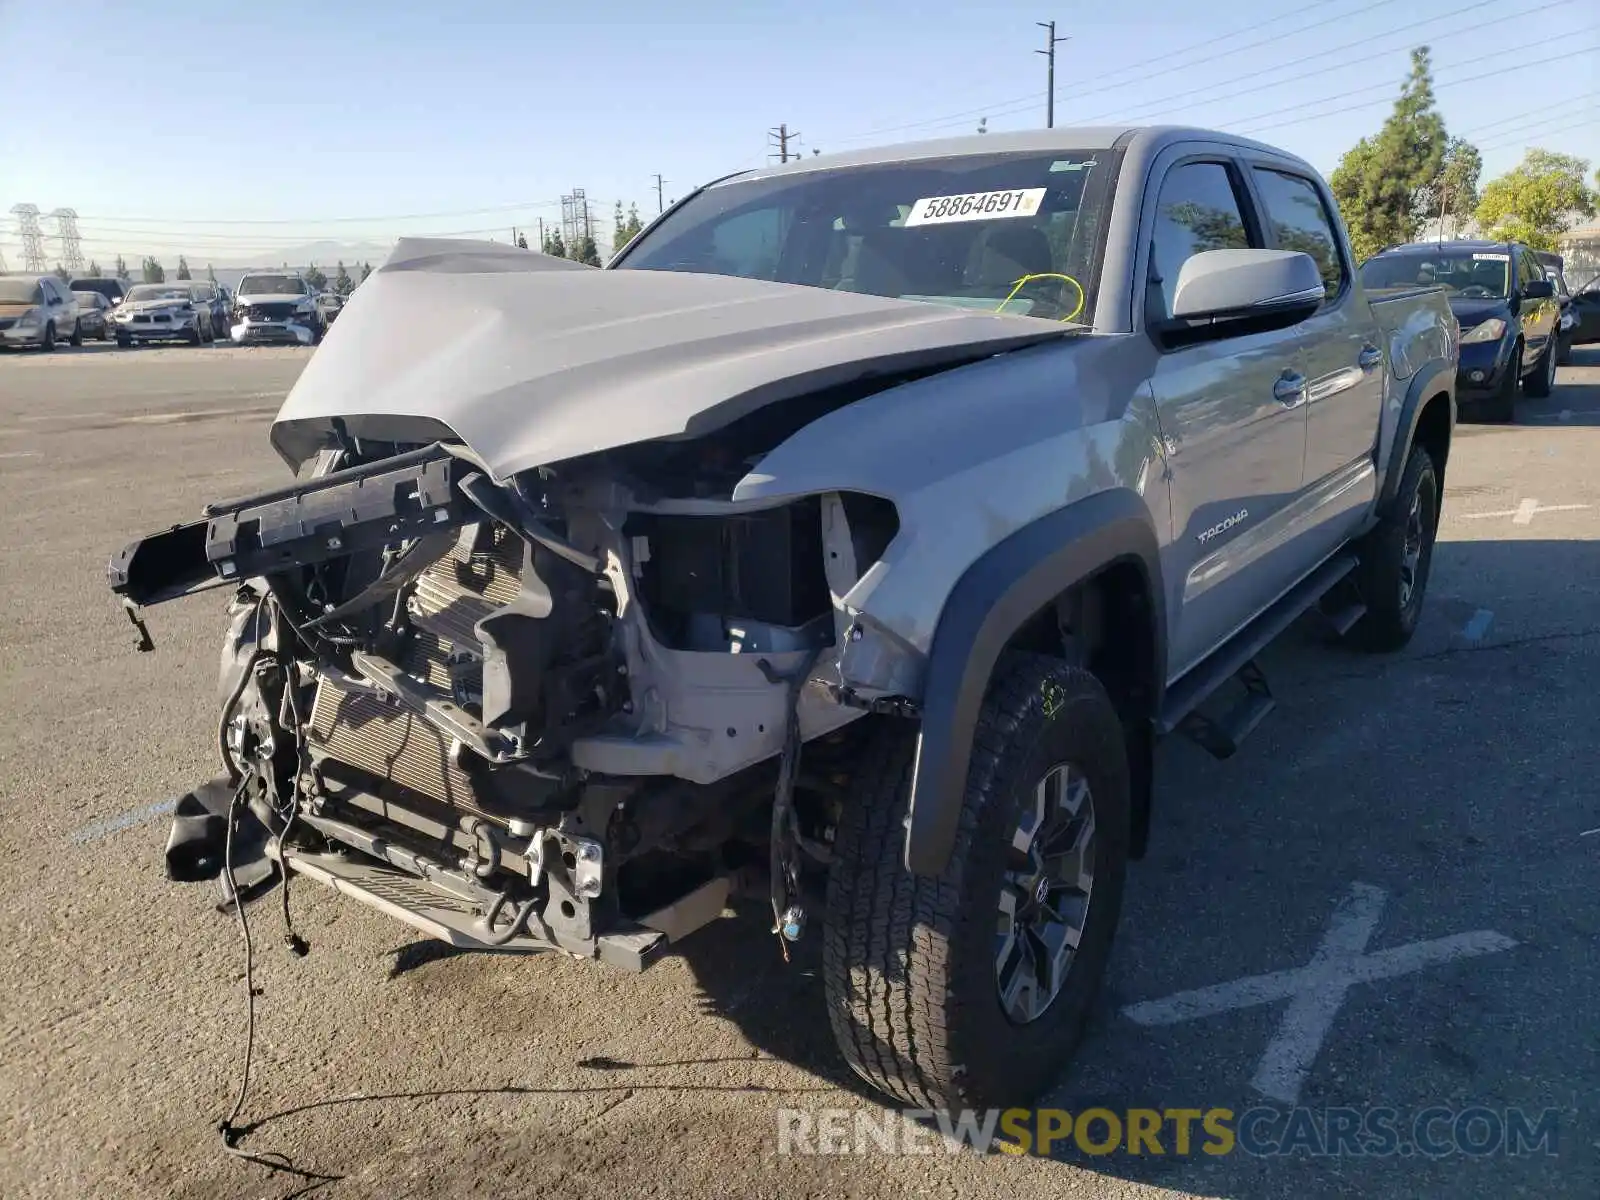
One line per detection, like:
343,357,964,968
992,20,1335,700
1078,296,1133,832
1122,882,1518,1104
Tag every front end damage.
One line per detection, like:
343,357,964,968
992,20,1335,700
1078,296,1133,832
113,431,911,969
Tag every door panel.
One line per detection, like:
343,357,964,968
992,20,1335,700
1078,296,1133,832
1155,330,1309,677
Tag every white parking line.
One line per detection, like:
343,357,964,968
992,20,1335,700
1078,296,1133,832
1460,609,1494,642
1122,882,1518,1104
1460,499,1591,524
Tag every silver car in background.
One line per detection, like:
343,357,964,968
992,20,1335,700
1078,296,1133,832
113,283,215,346
0,273,82,350
231,272,323,345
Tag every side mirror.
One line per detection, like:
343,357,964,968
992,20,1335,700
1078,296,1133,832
1522,279,1554,300
1160,249,1325,342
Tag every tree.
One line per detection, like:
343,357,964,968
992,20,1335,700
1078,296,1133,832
1414,137,1482,237
176,255,191,280
142,257,165,283
574,234,601,266
206,263,216,282
1475,149,1597,252
85,260,102,278
613,202,644,258
516,232,529,250
334,261,353,296
114,254,129,281
1329,47,1449,261
304,262,328,290
544,229,567,259
359,261,372,283
54,265,70,283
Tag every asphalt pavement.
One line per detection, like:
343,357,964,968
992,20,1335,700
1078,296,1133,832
1,341,1597,1199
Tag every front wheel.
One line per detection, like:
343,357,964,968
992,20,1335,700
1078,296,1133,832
68,319,83,347
1483,342,1520,423
40,322,56,351
823,655,1131,1110
1523,338,1557,398
1344,444,1439,653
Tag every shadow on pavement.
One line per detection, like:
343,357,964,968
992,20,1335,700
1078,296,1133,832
668,535,1600,1198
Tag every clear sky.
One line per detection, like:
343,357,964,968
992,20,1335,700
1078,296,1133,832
1,0,1595,266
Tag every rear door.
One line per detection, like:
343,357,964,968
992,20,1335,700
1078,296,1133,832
1245,164,1382,525
1140,152,1311,678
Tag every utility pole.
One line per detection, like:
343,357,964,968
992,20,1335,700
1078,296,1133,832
653,173,667,214
768,124,800,164
538,217,545,249
10,204,46,272
1036,21,1069,129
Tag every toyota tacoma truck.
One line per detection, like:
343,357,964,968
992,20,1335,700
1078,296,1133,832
108,125,1458,1112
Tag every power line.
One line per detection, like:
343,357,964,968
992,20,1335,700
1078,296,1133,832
1077,0,1563,127
826,0,1406,145
1475,109,1600,152
1231,40,1598,136
68,198,570,226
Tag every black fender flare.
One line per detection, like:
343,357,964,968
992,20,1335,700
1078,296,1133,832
903,489,1166,876
1378,358,1455,512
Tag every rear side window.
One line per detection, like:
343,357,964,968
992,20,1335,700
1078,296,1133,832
1251,168,1346,298
1148,162,1255,320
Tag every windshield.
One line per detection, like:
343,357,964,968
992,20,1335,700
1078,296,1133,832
1360,250,1510,299
1544,267,1570,298
616,150,1121,322
239,274,308,296
73,292,104,307
0,278,44,304
127,285,194,303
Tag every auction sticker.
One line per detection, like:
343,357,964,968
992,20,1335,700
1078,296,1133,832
1471,252,1510,261
904,187,1046,227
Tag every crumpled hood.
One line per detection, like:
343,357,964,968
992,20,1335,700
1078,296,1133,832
270,237,1078,479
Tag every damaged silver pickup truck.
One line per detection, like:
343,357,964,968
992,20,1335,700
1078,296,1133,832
109,125,1457,1111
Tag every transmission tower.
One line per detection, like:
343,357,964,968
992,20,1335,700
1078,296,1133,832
10,204,46,272
560,189,590,249
49,208,84,272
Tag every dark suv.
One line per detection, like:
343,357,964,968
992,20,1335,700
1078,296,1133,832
70,277,130,309
1360,240,1561,421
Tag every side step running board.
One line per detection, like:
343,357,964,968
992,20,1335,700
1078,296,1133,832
1159,553,1359,758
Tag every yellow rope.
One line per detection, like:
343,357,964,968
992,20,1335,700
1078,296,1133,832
996,272,1086,322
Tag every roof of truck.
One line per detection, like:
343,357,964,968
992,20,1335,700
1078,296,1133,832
724,125,1314,184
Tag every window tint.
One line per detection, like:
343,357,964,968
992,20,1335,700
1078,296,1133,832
1251,168,1345,297
704,207,788,281
1149,162,1254,319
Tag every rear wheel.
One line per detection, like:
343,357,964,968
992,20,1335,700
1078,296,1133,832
823,655,1130,1109
1345,444,1439,653
1524,338,1557,398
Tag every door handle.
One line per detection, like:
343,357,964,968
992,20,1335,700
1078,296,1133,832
1358,344,1383,370
1273,371,1307,407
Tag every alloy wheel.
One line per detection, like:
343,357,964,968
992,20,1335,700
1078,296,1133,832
995,762,1097,1025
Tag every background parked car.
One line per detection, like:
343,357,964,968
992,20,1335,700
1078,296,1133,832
231,271,323,344
189,281,230,339
112,282,215,346
315,291,345,326
0,273,82,350
70,276,130,309
1559,266,1600,356
73,290,117,341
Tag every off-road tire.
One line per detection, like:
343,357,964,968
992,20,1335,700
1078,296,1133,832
68,319,83,347
822,655,1131,1110
1482,341,1520,423
1345,444,1439,653
1523,337,1556,398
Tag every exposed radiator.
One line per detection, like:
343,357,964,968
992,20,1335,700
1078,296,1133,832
308,523,522,809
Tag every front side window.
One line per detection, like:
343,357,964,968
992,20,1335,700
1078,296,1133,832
1148,161,1255,320
617,150,1122,324
1252,168,1346,297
